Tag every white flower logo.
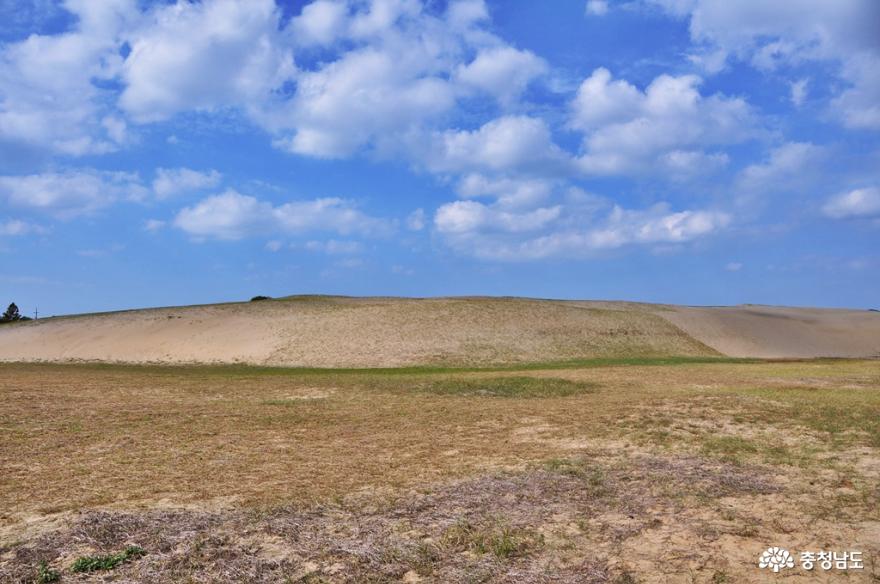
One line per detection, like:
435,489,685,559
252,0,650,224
758,547,795,572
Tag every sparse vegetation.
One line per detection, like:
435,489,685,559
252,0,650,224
71,545,146,573
250,295,272,301
418,375,599,397
34,561,60,583
0,359,877,582
440,520,541,559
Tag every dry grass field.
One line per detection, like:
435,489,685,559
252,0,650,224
1,358,878,582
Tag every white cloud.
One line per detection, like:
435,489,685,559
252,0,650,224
0,219,44,236
266,0,553,159
790,78,809,107
455,46,546,104
446,0,489,29
434,199,730,260
456,174,553,209
0,0,135,155
349,0,423,38
173,189,390,240
304,239,363,254
0,169,146,217
648,0,880,130
119,0,294,123
588,204,730,249
570,68,754,176
152,167,222,199
2,0,548,163
585,1,609,16
406,208,426,231
822,187,880,219
435,200,561,235
425,116,572,175
144,218,166,232
288,0,349,47
725,261,743,271
271,47,456,158
736,142,826,197
568,68,642,132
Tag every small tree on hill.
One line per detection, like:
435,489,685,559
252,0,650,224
1,302,21,322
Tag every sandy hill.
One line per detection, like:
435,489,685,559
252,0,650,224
0,296,877,367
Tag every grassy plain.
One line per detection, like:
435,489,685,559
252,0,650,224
1,358,878,582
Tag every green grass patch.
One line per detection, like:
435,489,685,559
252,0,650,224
0,355,765,379
34,561,60,583
700,436,759,464
417,376,598,398
71,545,146,573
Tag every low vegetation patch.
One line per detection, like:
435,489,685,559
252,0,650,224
0,359,877,582
441,520,542,558
542,458,608,494
71,545,146,573
34,562,60,583
418,376,598,398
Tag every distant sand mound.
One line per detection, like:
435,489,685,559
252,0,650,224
660,304,880,359
0,296,877,366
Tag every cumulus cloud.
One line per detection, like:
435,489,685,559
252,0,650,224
435,200,561,235
264,0,553,159
288,0,349,47
425,116,572,175
0,0,136,155
173,189,390,240
570,68,753,176
455,46,546,104
120,0,294,123
152,168,222,199
0,170,146,217
434,199,730,261
648,0,880,130
587,204,730,249
4,0,548,163
271,48,456,158
822,187,880,219
456,174,554,209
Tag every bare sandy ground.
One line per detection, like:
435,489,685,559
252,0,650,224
661,304,880,358
0,296,877,366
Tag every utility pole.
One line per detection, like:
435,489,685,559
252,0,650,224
34,307,38,320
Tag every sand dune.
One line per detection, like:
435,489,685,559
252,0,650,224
661,304,880,358
0,296,877,366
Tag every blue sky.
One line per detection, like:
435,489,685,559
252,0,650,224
1,0,878,316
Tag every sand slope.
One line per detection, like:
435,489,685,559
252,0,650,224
660,304,880,359
0,296,876,366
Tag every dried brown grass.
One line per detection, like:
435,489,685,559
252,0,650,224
1,359,878,582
